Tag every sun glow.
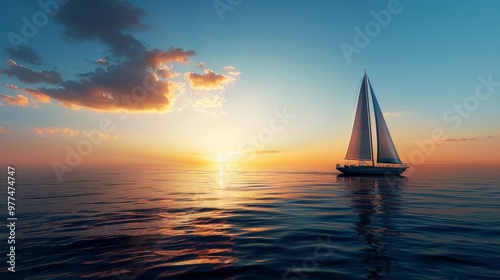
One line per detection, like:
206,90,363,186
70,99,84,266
214,151,245,186
214,151,245,166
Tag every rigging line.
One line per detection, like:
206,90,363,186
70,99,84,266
367,74,376,167
368,75,380,165
365,73,375,167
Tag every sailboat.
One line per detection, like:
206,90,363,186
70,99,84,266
336,71,409,176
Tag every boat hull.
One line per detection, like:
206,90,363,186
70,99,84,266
336,166,407,176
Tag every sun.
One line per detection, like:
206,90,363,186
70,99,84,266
214,151,245,164
213,151,245,172
215,154,228,164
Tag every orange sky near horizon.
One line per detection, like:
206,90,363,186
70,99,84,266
2,128,499,173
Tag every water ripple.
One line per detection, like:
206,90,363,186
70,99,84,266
5,165,500,279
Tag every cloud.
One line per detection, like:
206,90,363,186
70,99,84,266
32,127,43,134
155,65,179,79
83,131,110,140
429,135,500,146
4,84,19,89
94,58,109,65
55,0,147,58
173,87,228,114
0,126,12,133
383,111,410,117
30,127,80,137
195,94,226,108
6,84,50,104
255,150,281,155
224,66,241,77
197,62,205,69
19,1,198,112
0,94,29,107
144,48,195,67
25,48,193,112
29,91,51,103
437,137,478,142
4,46,41,65
424,143,441,147
185,69,235,90
3,0,237,113
0,59,62,84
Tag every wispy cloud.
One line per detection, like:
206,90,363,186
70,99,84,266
185,68,237,90
0,126,12,134
2,83,49,106
29,126,122,140
435,135,500,143
29,91,51,103
223,66,241,77
30,127,80,137
1,59,62,85
4,84,19,89
180,65,239,113
0,94,30,107
195,94,226,108
3,46,41,65
255,150,281,155
485,135,499,140
383,111,410,117
437,137,478,142
83,131,111,141
425,135,499,147
93,58,109,65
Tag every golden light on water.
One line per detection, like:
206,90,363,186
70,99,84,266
214,151,245,187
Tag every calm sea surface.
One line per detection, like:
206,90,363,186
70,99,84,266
2,164,499,279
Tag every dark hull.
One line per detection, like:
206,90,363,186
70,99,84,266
336,166,407,176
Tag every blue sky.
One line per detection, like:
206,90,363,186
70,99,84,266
1,0,499,168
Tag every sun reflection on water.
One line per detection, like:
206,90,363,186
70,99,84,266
214,151,243,187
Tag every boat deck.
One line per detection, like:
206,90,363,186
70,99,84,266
336,165,408,176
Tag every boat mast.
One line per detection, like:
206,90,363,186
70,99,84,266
365,69,375,167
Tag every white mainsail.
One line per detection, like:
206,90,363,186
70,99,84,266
345,73,402,165
345,74,372,161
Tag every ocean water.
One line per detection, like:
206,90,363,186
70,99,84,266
1,164,499,279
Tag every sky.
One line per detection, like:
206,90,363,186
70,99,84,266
1,0,500,174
